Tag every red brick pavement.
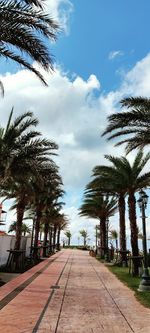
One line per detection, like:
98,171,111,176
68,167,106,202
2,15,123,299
0,250,150,332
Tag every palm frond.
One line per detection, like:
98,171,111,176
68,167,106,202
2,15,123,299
0,1,60,84
102,96,150,153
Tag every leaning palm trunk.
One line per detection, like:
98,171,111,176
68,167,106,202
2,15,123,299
43,219,49,257
118,194,127,263
15,202,25,250
128,192,139,275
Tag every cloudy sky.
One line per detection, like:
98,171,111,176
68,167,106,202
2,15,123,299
1,0,150,247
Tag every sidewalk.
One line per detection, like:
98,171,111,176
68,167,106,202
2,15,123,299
0,249,150,332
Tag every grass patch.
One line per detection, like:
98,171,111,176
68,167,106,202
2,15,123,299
96,255,105,263
107,265,150,308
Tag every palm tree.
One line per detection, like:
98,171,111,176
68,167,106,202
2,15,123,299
91,158,127,263
55,213,69,251
1,110,59,251
30,166,63,259
8,221,31,236
79,192,117,257
33,164,64,256
93,151,150,273
0,109,40,184
1,1,59,84
110,230,118,250
102,97,150,154
79,229,88,247
99,151,150,275
65,231,72,246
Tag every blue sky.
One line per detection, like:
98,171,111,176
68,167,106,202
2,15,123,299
2,0,150,90
1,0,150,246
53,0,150,91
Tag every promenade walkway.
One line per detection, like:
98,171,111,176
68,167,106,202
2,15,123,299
0,249,150,332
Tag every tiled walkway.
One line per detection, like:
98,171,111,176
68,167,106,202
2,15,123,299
0,250,150,332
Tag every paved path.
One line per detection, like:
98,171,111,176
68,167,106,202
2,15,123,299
0,250,150,332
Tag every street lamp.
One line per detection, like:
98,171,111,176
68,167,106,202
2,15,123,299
137,189,150,291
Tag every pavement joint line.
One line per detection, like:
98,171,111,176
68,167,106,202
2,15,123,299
0,251,64,311
54,253,74,333
32,251,73,333
89,258,135,333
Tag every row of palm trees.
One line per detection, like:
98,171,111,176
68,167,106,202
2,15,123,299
0,2,67,263
80,97,150,275
0,110,68,261
64,229,89,247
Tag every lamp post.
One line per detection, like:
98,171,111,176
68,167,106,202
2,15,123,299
0,203,7,226
95,225,98,254
105,217,109,262
137,189,150,291
30,213,36,257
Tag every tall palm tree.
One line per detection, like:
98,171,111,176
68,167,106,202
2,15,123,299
79,192,117,257
56,214,69,250
89,151,150,274
8,221,31,236
79,229,88,247
100,151,150,275
110,229,118,250
65,230,72,246
91,158,127,263
102,97,150,154
36,164,64,253
30,163,64,259
1,110,59,251
0,109,40,184
1,0,59,84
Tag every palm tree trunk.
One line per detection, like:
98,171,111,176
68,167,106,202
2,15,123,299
33,210,41,260
128,191,139,275
15,202,25,250
101,217,106,257
43,219,49,257
56,227,61,250
40,231,42,241
99,220,103,254
116,239,118,250
118,194,127,262
53,225,57,251
49,226,53,253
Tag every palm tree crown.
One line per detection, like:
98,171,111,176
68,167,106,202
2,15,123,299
102,97,150,153
0,0,59,84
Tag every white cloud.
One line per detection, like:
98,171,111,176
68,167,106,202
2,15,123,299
1,53,150,244
108,50,124,60
45,0,73,34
